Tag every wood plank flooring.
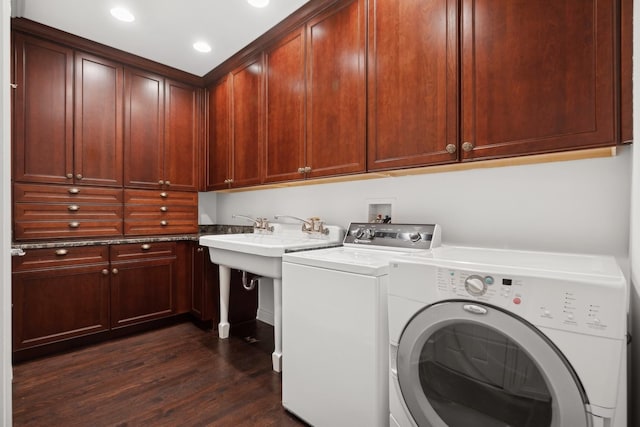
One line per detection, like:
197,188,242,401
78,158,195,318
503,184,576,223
12,321,308,426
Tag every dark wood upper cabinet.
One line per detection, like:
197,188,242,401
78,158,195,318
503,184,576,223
74,52,124,187
230,56,264,188
305,0,366,178
263,1,367,184
164,79,200,191
207,76,231,190
206,56,264,190
12,33,74,184
264,27,306,183
123,68,165,189
460,0,618,160
367,0,459,171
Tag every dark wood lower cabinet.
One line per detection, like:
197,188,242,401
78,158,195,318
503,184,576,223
12,264,110,350
12,241,194,359
191,243,258,327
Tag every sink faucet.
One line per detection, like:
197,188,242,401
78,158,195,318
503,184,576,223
232,214,274,232
274,215,329,235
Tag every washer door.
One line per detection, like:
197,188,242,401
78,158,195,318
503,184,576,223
396,301,591,427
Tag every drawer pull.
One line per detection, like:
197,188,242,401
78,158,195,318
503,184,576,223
158,180,165,185
76,174,83,180
102,269,109,276
68,221,80,228
68,188,80,195
68,205,80,212
112,268,119,275
141,244,151,250
55,249,68,256
66,173,73,179
160,206,168,212
160,220,168,226
160,192,168,198
165,180,171,187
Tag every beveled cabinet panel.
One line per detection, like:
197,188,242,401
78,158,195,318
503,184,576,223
306,0,366,178
123,68,165,189
263,28,306,183
460,0,617,160
230,56,264,188
207,76,232,190
74,52,124,187
164,79,200,191
367,0,458,171
12,33,74,184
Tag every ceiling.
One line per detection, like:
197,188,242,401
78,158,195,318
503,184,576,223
11,0,311,77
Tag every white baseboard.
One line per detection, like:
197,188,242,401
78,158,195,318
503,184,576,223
256,308,274,326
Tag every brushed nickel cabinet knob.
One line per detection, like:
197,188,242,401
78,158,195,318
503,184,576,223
445,144,457,154
102,269,109,276
462,141,475,152
141,244,151,250
68,222,80,228
55,249,68,256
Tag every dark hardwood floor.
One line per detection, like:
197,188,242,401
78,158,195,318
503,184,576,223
12,321,308,426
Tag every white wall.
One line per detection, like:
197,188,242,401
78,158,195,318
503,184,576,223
202,149,633,329
1,0,12,424
629,3,640,425
209,152,631,259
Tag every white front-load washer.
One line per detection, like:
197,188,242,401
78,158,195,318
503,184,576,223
281,223,441,427
388,245,628,427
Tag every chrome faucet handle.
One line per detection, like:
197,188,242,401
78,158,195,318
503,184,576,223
232,214,261,228
257,217,274,232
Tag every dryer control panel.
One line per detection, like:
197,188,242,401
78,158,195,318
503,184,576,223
435,267,626,340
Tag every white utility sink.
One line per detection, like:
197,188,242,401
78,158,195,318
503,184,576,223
199,223,344,372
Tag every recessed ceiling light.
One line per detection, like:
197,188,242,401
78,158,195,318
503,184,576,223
193,41,212,53
248,0,269,8
110,7,135,22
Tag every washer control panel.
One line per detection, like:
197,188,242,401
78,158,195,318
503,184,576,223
435,267,625,339
344,223,441,250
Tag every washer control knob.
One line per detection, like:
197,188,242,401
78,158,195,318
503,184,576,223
356,228,374,240
464,275,487,296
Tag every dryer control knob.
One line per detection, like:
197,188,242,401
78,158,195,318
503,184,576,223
465,275,487,296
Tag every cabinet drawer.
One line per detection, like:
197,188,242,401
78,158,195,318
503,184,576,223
124,219,198,236
111,241,177,261
14,220,123,241
124,204,197,220
124,189,197,206
12,245,109,271
14,183,123,204
14,203,123,221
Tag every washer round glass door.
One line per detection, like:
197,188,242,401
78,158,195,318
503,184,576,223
396,301,591,427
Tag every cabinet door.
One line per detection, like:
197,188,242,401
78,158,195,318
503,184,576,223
306,0,366,178
164,80,200,191
207,76,231,190
231,56,264,188
264,28,306,183
12,265,110,350
74,53,123,187
461,0,616,160
191,245,216,321
110,257,176,328
12,34,74,184
367,0,458,171
124,68,164,189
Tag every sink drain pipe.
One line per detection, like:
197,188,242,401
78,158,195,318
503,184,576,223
241,270,262,291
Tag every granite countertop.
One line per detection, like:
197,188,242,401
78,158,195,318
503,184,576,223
11,225,253,250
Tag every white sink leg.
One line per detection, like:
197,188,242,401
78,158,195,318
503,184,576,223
272,277,282,372
218,265,231,339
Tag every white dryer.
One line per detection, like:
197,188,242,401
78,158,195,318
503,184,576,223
388,245,628,427
282,223,441,427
